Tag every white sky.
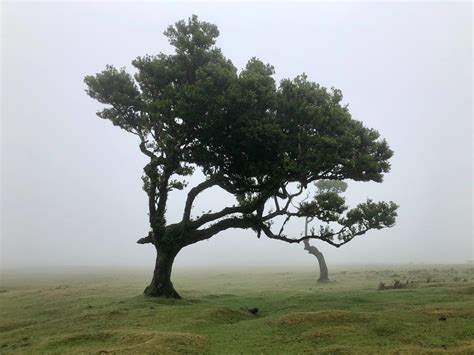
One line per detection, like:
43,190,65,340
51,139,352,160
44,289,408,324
1,1,472,271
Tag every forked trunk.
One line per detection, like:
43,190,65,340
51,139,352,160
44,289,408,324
144,247,181,298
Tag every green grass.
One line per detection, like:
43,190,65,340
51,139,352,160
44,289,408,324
1,265,473,354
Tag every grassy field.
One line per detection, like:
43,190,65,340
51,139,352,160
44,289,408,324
1,265,473,354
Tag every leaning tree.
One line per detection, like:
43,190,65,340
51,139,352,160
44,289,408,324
301,180,348,283
85,15,398,298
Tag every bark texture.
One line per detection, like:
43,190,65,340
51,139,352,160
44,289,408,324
144,247,181,298
303,239,329,282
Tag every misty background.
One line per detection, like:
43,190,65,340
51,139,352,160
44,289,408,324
1,2,472,271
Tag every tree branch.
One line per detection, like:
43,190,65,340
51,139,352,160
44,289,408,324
139,140,157,160
191,217,259,243
182,179,219,222
190,205,249,229
189,185,302,232
137,231,154,244
259,223,370,248
262,186,303,221
189,189,272,229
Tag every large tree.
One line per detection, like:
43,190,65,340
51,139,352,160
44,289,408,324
85,15,398,298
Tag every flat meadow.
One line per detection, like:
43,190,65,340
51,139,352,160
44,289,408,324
1,265,473,354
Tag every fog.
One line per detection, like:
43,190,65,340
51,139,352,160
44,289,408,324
1,2,472,271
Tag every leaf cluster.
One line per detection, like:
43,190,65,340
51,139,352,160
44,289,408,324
84,15,393,196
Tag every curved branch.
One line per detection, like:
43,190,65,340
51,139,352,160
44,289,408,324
191,217,259,243
260,223,369,248
139,140,157,160
191,192,274,229
190,205,249,228
182,179,219,222
262,186,303,221
188,185,303,230
137,134,167,165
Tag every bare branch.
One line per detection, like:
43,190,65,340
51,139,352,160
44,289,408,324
137,231,154,244
278,215,291,236
259,223,370,248
191,217,259,243
189,187,277,229
273,196,280,211
262,186,303,221
189,185,303,233
190,205,247,228
182,179,219,222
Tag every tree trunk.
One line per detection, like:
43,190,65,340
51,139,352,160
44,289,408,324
303,239,329,283
314,248,329,282
144,247,181,298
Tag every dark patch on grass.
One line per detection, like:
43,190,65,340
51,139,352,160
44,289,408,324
50,331,115,347
371,321,405,337
454,286,474,295
203,294,225,299
46,330,209,354
204,307,256,324
271,310,369,327
0,320,36,332
417,306,474,319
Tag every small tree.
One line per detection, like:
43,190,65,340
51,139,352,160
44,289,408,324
85,16,398,298
301,180,347,283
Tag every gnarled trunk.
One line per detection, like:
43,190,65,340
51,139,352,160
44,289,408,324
303,239,329,283
314,248,329,282
144,247,181,298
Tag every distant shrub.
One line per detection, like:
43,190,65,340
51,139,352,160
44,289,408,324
393,280,403,289
378,280,405,290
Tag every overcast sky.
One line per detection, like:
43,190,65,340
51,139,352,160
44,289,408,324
1,1,472,271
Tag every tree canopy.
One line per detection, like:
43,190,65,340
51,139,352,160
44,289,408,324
84,15,398,298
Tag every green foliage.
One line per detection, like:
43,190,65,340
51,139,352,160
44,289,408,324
84,66,144,132
84,15,393,193
299,180,348,222
299,191,347,223
297,178,398,245
315,180,348,193
164,15,219,55
344,200,398,230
